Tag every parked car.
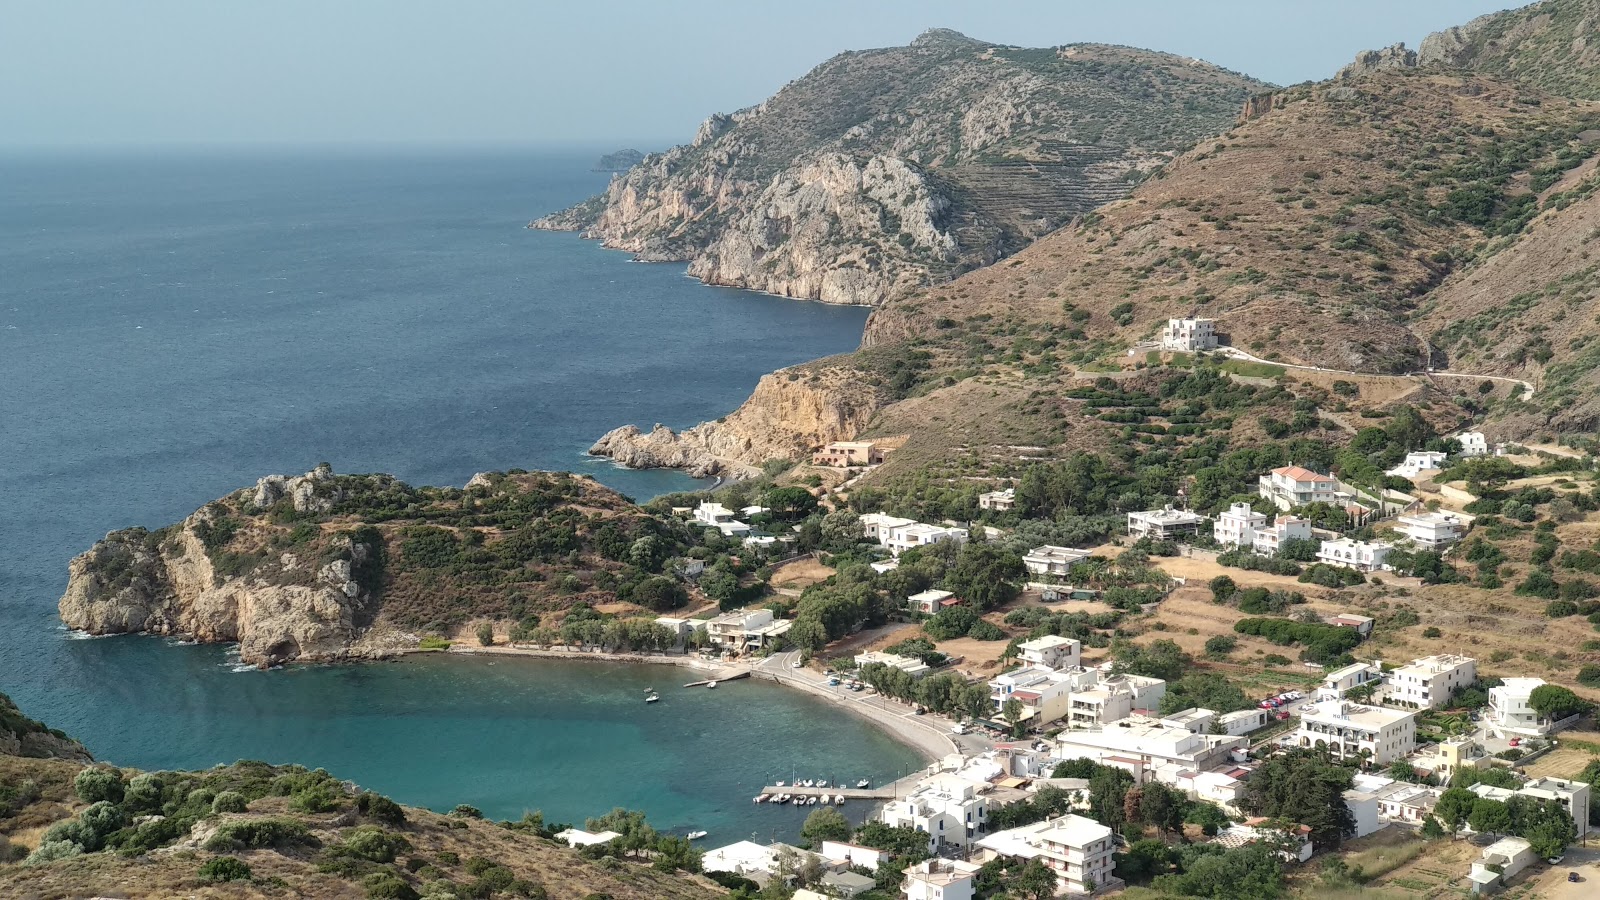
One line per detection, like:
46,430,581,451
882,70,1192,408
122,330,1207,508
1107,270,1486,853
1276,711,1291,720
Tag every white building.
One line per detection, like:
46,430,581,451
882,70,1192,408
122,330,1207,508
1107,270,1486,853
1259,466,1339,511
886,523,969,557
1295,700,1417,765
1253,516,1313,555
702,840,816,879
861,513,917,544
1066,673,1168,729
1052,716,1245,783
820,841,886,871
1018,635,1081,669
1386,451,1449,479
1316,661,1384,701
1218,708,1268,736
975,814,1121,895
1385,655,1477,710
870,559,900,574
908,589,958,615
1515,777,1591,839
1467,837,1537,895
881,773,994,852
1316,538,1393,572
991,666,1078,726
1161,317,1218,352
978,488,1015,512
706,608,792,651
1126,506,1208,540
1214,502,1268,548
1455,431,1490,458
903,858,980,900
1396,512,1468,550
1023,545,1091,577
1486,678,1553,738
857,651,932,679
692,501,753,537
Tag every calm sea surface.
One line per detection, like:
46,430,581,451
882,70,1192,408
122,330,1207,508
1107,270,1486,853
0,149,911,839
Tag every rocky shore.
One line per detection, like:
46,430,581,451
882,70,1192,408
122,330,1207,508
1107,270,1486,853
588,366,890,477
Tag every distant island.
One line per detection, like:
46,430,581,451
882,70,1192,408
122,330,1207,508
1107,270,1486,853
593,149,645,172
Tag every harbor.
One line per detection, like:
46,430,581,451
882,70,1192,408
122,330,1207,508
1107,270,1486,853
752,769,931,806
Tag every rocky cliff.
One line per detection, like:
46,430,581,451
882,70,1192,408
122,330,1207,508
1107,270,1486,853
591,365,890,476
593,148,646,172
59,467,392,667
0,692,91,762
534,32,1268,306
57,467,668,666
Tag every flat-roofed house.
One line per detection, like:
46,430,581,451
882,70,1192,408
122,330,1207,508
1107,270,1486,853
886,523,969,557
1214,502,1267,548
1317,539,1393,572
1126,506,1207,540
1295,700,1417,765
812,440,888,467
1397,512,1468,549
1023,545,1090,577
1316,661,1384,701
903,858,980,900
1017,635,1081,669
974,814,1121,895
908,589,957,615
1385,655,1477,710
978,488,1015,511
1161,317,1217,352
860,513,916,545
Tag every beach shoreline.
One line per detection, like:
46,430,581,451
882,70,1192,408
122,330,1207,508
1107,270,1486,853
437,643,956,765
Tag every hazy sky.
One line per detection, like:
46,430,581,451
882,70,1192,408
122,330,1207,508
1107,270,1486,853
3,0,1516,149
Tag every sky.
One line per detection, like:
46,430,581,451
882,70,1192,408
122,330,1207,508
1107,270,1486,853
2,0,1518,149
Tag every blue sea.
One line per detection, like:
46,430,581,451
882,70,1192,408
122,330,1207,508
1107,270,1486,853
0,148,911,839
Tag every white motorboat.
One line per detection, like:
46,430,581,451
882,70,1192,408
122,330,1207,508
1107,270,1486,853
686,830,707,840
645,692,659,703
855,779,870,788
706,680,718,689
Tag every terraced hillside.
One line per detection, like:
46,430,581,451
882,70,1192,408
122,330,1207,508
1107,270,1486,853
534,30,1268,306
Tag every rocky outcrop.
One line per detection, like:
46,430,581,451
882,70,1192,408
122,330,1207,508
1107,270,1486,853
1336,43,1419,80
591,367,889,476
593,149,646,173
532,34,1268,305
58,469,396,668
0,692,92,761
686,154,962,305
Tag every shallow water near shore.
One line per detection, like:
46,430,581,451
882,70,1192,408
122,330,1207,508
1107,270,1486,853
0,148,897,838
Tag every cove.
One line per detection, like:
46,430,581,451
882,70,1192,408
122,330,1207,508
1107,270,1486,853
0,148,900,839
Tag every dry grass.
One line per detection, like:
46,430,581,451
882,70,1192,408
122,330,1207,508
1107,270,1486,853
769,556,836,590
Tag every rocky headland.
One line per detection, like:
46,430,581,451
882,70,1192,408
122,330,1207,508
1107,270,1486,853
57,467,679,667
592,148,646,172
534,30,1268,307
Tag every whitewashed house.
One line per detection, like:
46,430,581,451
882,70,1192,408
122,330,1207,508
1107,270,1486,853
860,513,917,545
1486,678,1554,738
908,589,958,615
978,488,1015,512
903,858,980,900
706,608,792,651
1316,538,1393,572
1214,502,1267,548
881,774,993,852
1386,451,1449,479
1455,431,1490,458
1396,512,1468,550
1161,317,1218,351
1023,545,1090,577
1467,837,1537,895
1018,635,1081,669
1127,506,1207,540
1316,661,1384,701
886,523,969,557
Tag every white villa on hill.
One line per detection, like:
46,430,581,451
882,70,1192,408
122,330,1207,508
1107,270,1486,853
1259,466,1339,511
1386,451,1448,479
1023,545,1090,576
1486,678,1555,738
975,814,1121,895
1385,655,1477,710
1396,511,1468,549
1316,538,1393,572
978,488,1015,511
1127,506,1207,540
1213,502,1311,553
1160,317,1217,352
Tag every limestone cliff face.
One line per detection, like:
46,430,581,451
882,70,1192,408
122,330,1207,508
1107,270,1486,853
686,154,962,306
532,34,1268,305
590,367,889,476
58,469,394,667
0,691,92,762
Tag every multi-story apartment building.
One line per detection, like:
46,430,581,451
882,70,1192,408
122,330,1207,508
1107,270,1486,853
1214,502,1267,548
1126,506,1207,540
1385,655,1477,710
1296,700,1417,765
975,814,1121,895
1487,678,1554,738
881,774,993,852
1017,635,1081,669
1316,661,1385,701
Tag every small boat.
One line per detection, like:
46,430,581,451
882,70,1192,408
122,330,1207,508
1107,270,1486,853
686,830,707,840
816,780,828,788
856,779,870,789
775,780,786,787
706,680,718,689
645,692,660,703
834,795,845,805
752,796,763,803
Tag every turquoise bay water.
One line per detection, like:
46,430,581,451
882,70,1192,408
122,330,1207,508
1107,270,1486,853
0,149,911,839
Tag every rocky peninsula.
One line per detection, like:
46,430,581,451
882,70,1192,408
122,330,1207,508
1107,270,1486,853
58,466,685,667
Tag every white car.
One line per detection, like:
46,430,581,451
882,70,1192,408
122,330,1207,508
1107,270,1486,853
791,660,803,668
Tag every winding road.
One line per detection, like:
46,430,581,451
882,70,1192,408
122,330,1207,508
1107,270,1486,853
1211,346,1535,402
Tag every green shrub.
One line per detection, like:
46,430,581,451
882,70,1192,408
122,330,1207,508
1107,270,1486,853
339,827,413,864
363,871,421,900
418,636,451,650
291,783,344,813
357,792,408,826
73,768,124,804
199,856,253,883
42,819,99,852
22,840,83,865
203,818,318,852
1578,665,1600,688
450,804,483,819
212,791,248,814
